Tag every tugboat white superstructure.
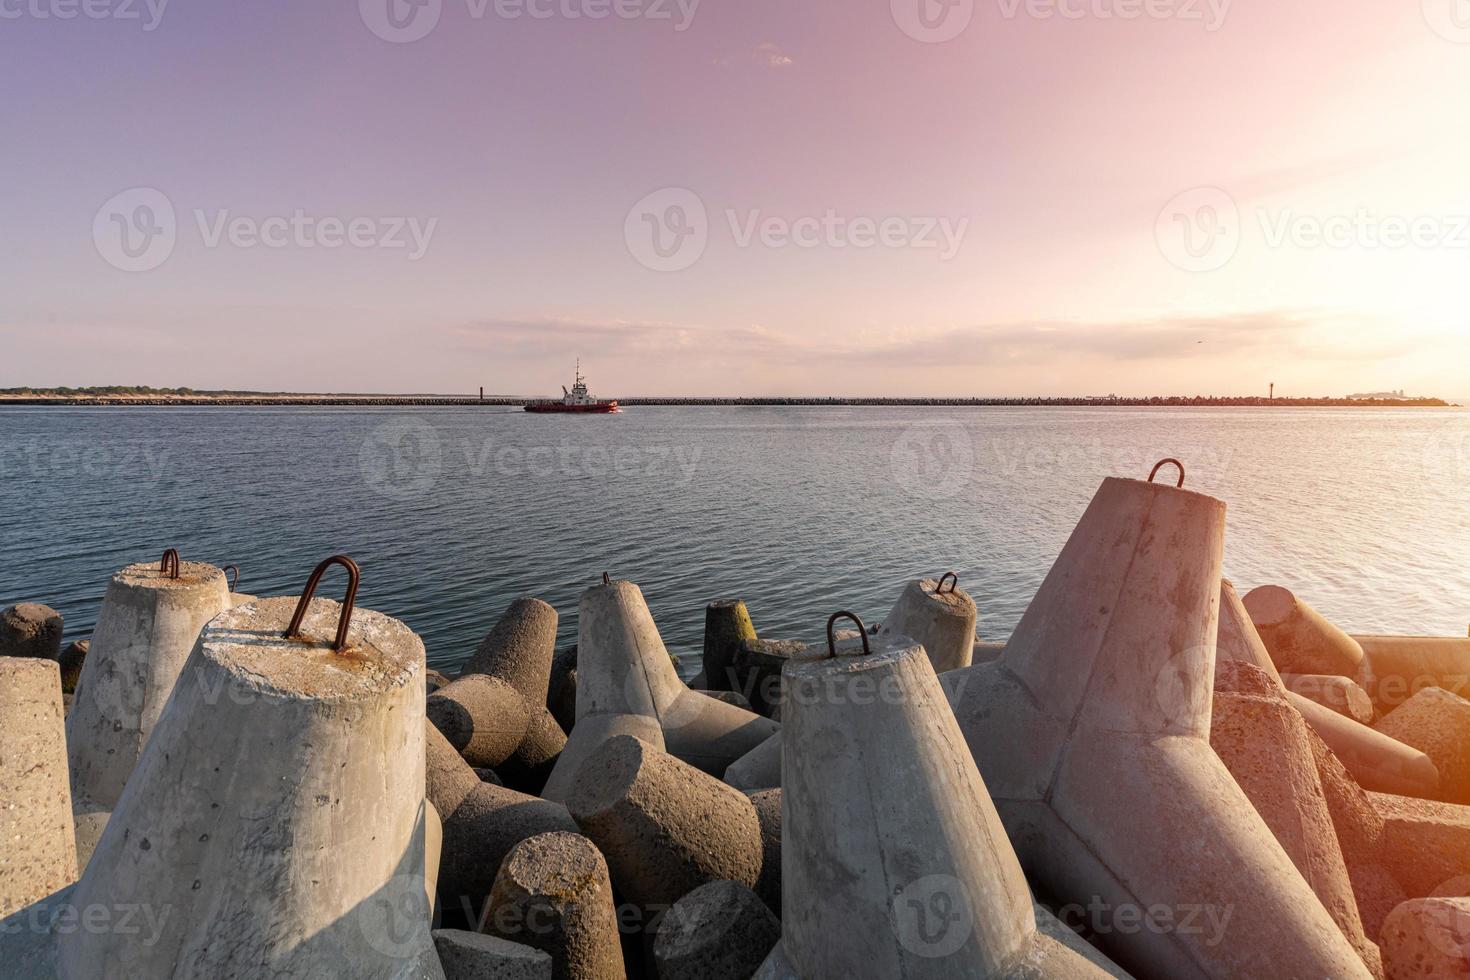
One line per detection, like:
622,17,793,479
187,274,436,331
524,361,620,414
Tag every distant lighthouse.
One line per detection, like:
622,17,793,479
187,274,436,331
1269,382,1275,401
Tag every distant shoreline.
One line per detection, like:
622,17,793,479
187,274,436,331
0,393,1455,408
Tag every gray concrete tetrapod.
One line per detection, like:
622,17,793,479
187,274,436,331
66,558,230,814
724,729,783,791
540,713,665,804
1243,584,1366,677
0,658,78,918
425,721,579,925
57,593,444,978
549,579,777,783
434,930,553,979
567,734,764,918
758,630,1116,980
1375,687,1470,804
480,831,626,980
654,880,779,980
1354,634,1470,711
0,603,63,661
460,597,559,704
878,575,978,673
698,600,757,693
943,474,1372,980
428,673,535,768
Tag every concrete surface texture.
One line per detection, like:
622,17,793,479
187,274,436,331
428,673,535,768
878,576,978,673
57,594,444,979
746,787,782,915
1378,897,1470,979
723,729,782,791
1283,673,1376,723
1214,580,1282,685
1210,663,1381,976
434,929,553,980
480,831,625,980
943,475,1372,980
698,599,757,693
1244,584,1366,677
764,632,1115,979
0,658,78,918
1290,691,1441,798
653,880,779,980
540,712,665,804
65,559,230,812
1306,728,1408,941
0,603,63,661
1374,686,1470,804
1370,792,1470,897
1354,635,1470,713
426,799,443,915
561,578,776,777
566,734,764,911
460,597,559,704
730,638,806,719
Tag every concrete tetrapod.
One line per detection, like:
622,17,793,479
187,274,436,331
653,880,779,980
1374,687,1470,804
1378,898,1470,979
723,729,783,791
545,579,777,785
0,603,63,661
757,628,1122,979
697,599,757,692
1214,579,1282,685
566,734,764,915
942,473,1372,980
460,597,559,704
57,586,445,979
434,930,553,979
1282,673,1376,723
0,658,78,918
1244,583,1366,677
425,722,579,927
480,831,626,980
1354,634,1470,713
66,557,230,814
1210,661,1381,976
1290,691,1440,798
878,574,978,673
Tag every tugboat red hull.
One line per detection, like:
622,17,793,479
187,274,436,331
524,400,620,414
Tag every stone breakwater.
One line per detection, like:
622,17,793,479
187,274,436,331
0,394,1454,407
3,463,1470,978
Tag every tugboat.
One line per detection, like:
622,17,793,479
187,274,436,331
524,362,620,414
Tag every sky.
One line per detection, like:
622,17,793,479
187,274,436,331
2,0,1469,397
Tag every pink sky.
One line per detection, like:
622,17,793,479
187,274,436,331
2,0,1468,397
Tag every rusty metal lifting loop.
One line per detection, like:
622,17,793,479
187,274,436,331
284,555,361,654
602,572,611,586
160,548,180,580
222,565,239,593
826,611,871,659
1148,458,1186,488
936,571,959,595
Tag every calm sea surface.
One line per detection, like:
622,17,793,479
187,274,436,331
2,405,1468,675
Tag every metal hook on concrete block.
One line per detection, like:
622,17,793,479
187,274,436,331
602,572,611,586
284,555,361,653
160,548,180,580
826,611,871,658
1148,458,1186,488
936,571,959,595
222,565,240,593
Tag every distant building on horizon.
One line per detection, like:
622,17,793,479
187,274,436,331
1346,389,1411,401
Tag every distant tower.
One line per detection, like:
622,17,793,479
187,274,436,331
479,386,484,402
1269,383,1275,401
